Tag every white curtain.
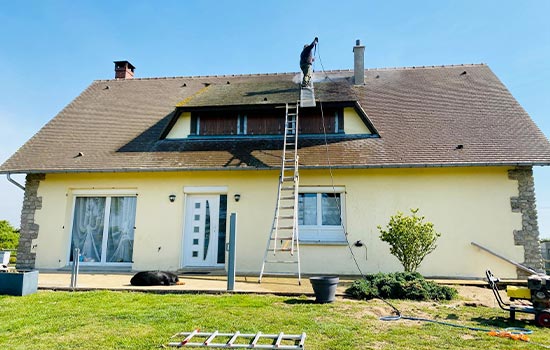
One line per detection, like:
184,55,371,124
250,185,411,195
298,193,317,225
107,197,136,263
322,193,341,225
71,196,136,263
71,197,105,262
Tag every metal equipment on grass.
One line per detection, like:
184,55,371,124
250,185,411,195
486,269,550,327
167,330,306,349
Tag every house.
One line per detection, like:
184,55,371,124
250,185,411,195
2,42,550,279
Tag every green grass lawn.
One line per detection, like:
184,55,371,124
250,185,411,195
1,290,549,349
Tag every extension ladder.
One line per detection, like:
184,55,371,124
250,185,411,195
168,330,306,349
259,102,301,285
299,85,316,108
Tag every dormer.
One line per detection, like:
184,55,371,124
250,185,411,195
163,102,375,140
158,76,378,142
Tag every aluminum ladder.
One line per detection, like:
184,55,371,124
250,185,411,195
168,330,306,349
259,102,301,285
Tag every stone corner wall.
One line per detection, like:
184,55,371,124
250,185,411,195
16,173,45,270
508,166,543,278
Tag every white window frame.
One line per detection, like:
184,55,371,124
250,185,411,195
68,189,138,266
298,187,346,244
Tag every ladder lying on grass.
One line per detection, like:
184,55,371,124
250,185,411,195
259,102,301,285
168,330,306,349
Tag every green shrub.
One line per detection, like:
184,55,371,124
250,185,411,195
0,220,19,250
345,272,457,301
378,208,441,272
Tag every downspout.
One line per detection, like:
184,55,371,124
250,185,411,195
6,173,25,191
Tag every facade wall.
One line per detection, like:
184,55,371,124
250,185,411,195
31,166,525,278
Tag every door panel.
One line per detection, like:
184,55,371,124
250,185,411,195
183,195,222,267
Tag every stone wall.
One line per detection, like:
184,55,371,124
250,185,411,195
508,166,543,277
16,173,45,270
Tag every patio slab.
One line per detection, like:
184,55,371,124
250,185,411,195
38,272,353,296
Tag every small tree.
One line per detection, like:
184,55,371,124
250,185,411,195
0,220,19,250
378,209,441,273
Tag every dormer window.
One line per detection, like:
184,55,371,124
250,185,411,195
188,106,343,137
163,102,376,140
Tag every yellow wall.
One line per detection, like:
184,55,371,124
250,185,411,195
33,166,522,278
343,107,371,134
165,112,191,139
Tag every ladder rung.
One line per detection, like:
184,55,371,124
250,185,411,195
227,332,240,346
282,176,295,181
265,260,299,264
278,215,294,219
280,196,295,200
277,226,294,230
270,248,293,252
271,237,294,240
204,331,218,345
251,332,261,346
280,206,294,209
275,333,283,347
281,187,294,191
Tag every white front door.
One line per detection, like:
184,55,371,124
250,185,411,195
183,195,226,267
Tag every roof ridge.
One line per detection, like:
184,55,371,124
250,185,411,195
93,71,299,83
93,63,487,82
364,63,487,72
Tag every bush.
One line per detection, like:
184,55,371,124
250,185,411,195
345,272,457,301
378,208,441,272
0,220,19,250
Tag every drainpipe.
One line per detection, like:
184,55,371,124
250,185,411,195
6,173,25,191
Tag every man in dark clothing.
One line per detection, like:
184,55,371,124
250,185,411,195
300,37,318,88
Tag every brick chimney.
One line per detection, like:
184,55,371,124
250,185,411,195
353,40,365,85
114,61,135,79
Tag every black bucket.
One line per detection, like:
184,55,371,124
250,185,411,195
309,276,339,303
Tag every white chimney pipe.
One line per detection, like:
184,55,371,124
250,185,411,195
353,39,365,85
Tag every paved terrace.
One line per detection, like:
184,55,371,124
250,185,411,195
37,272,492,296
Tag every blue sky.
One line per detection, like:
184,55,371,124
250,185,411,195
0,0,549,235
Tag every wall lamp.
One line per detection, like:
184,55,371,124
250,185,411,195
234,194,241,202
169,194,176,203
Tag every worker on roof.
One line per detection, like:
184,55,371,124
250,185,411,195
300,37,318,88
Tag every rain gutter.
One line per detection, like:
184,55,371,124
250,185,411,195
6,173,25,191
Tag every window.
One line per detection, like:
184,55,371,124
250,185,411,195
70,195,137,264
298,189,345,243
188,107,343,136
194,113,239,135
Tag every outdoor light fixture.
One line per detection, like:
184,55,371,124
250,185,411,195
234,194,241,202
169,194,176,202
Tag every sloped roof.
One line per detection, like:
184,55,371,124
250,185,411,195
176,79,356,108
2,64,550,174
